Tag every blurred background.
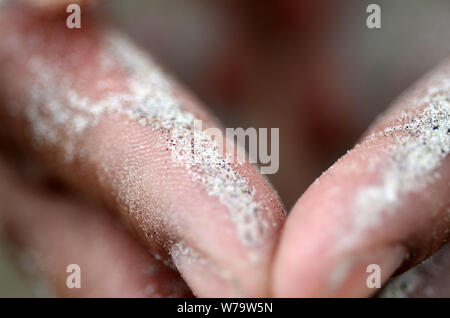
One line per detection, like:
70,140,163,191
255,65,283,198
0,0,449,297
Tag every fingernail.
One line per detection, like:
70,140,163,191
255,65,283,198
326,245,406,297
170,242,243,297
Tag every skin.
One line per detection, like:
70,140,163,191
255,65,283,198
273,80,450,297
0,1,448,297
0,156,192,297
0,4,285,297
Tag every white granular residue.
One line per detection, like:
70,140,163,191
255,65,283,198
5,29,267,247
339,66,450,250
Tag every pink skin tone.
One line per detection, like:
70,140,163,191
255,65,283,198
0,6,285,297
273,87,450,297
0,4,448,297
0,158,192,297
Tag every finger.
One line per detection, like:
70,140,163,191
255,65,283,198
379,242,450,298
0,156,191,297
273,58,450,297
0,7,285,297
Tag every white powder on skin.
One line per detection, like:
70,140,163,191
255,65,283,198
2,27,267,248
328,257,354,292
338,64,450,250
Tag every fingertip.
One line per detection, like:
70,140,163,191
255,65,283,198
273,59,450,297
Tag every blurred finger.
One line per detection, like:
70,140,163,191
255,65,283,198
0,6,285,296
273,58,450,297
0,156,191,297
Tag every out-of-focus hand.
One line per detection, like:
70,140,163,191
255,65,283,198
0,1,448,297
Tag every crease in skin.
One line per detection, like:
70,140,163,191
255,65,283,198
170,241,243,297
0,20,268,248
338,62,450,251
141,261,190,298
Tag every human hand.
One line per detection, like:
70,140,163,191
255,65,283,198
0,1,448,297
